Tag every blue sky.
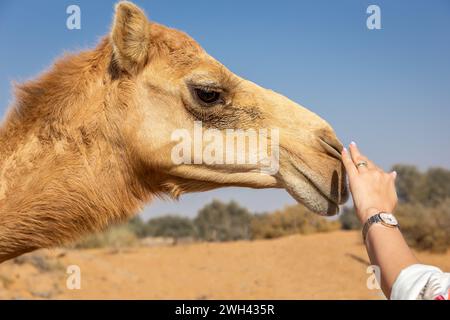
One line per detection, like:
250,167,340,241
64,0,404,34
1,0,449,218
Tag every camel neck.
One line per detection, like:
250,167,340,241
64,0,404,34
0,116,135,257
0,114,146,261
0,39,148,261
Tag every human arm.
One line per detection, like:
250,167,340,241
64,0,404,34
341,142,419,297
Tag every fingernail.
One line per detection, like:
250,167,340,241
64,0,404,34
392,171,397,178
350,141,356,146
342,147,347,153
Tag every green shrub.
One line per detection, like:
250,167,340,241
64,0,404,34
395,199,450,253
146,215,196,240
339,207,361,230
13,254,64,272
392,164,450,206
127,216,148,238
73,225,138,249
250,204,340,239
195,200,251,241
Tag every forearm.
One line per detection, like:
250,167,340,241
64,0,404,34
365,224,419,298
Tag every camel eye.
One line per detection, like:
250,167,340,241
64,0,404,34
194,88,222,105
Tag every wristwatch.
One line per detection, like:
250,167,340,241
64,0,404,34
362,212,399,242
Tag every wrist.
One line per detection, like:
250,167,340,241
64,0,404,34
359,207,381,223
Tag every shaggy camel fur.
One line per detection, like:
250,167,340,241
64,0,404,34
0,2,348,262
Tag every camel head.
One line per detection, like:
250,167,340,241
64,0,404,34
112,2,348,215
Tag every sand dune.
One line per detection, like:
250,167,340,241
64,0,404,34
0,231,449,300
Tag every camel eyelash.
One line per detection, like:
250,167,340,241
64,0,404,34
189,84,224,93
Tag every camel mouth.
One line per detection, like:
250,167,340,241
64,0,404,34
277,152,343,216
279,166,340,216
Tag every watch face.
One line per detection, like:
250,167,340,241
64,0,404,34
379,213,398,226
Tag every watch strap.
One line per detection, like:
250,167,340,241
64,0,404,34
362,212,399,242
362,214,381,242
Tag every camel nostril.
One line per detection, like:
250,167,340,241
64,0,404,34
318,137,343,161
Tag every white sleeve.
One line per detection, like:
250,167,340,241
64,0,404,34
391,264,450,300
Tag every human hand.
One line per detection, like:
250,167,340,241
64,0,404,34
341,142,398,223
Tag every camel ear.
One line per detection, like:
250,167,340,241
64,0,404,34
111,1,151,73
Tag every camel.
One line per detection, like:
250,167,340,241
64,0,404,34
0,1,348,263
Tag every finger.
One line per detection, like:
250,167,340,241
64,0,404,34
349,141,370,172
391,171,397,180
350,142,384,172
349,141,364,163
341,147,358,178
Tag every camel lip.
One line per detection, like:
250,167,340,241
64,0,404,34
166,165,280,189
292,165,340,208
282,172,340,216
318,138,343,161
289,153,340,206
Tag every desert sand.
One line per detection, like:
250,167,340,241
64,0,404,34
0,231,449,300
